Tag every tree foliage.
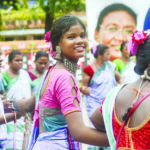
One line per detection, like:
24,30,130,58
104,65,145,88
1,0,85,32
0,0,23,9
37,0,85,32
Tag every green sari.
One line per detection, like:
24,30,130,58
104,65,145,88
0,69,32,150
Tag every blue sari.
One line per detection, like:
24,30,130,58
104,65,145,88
84,61,117,118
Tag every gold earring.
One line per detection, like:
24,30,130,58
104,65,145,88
55,46,61,59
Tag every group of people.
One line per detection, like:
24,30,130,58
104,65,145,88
0,50,49,150
0,5,150,150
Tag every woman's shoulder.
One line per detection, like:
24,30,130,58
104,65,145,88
106,61,116,69
20,69,31,76
52,68,75,80
116,81,139,103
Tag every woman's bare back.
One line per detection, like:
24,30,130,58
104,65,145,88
115,79,150,128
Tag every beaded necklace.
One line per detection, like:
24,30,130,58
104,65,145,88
63,58,77,75
56,58,77,75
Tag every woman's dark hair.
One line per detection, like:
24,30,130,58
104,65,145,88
135,35,150,75
50,15,86,51
96,3,137,31
120,41,128,52
35,51,49,61
8,50,22,62
91,44,109,58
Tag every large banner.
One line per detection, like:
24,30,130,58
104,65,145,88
85,0,150,61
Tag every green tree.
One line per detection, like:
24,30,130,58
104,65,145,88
1,0,85,33
38,0,85,33
0,0,21,9
0,11,5,41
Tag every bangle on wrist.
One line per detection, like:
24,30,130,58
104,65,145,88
14,111,17,123
12,99,19,111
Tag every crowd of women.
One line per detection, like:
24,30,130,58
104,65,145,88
0,14,150,150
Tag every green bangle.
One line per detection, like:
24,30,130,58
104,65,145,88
12,99,19,111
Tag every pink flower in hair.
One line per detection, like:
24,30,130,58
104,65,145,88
132,31,147,45
128,30,148,55
44,31,51,43
92,44,97,55
44,31,56,57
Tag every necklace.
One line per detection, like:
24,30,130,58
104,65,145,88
56,58,77,75
63,58,77,75
122,78,149,121
141,68,150,80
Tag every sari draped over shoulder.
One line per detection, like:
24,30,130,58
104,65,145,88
84,61,116,117
28,70,45,93
102,84,150,150
0,69,32,150
29,66,81,150
102,85,124,150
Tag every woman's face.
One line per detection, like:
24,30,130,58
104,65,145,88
95,10,136,60
35,56,49,74
58,23,87,62
9,54,23,71
121,43,130,58
101,49,111,61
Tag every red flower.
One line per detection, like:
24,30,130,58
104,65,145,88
132,31,147,45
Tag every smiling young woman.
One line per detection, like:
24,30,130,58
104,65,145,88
12,15,110,150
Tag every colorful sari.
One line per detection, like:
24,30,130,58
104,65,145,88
29,66,81,150
84,61,116,118
28,71,46,93
83,61,116,150
0,69,32,150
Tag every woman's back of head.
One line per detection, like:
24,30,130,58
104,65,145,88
116,31,150,128
91,44,109,58
135,34,150,75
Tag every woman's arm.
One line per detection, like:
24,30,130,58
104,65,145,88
91,107,106,132
80,74,91,95
65,111,109,146
115,70,123,84
13,95,35,113
0,112,23,125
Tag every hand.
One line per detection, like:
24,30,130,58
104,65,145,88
3,99,14,113
0,94,7,101
16,112,25,118
80,86,91,95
